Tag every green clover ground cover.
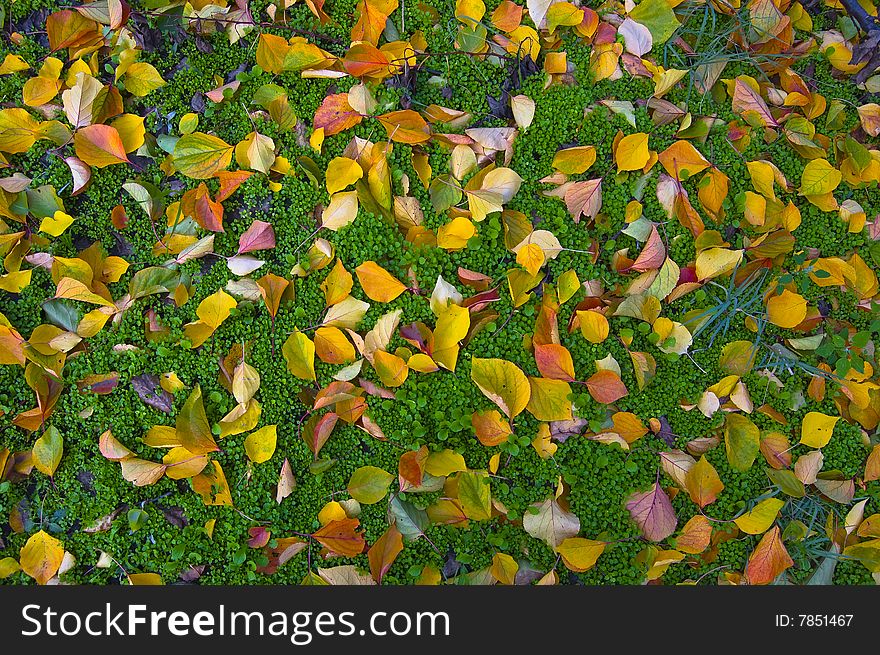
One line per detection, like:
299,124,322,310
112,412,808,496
1,0,880,585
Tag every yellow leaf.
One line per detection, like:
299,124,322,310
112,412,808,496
322,191,359,231
40,210,75,237
526,377,573,421
766,289,807,329
176,385,219,455
551,146,596,174
32,426,63,476
55,277,114,306
615,132,650,171
0,53,29,75
373,349,409,387
123,62,166,96
799,411,839,449
695,247,743,281
0,108,42,154
161,447,208,480
557,537,605,572
577,310,609,343
283,330,316,381
318,501,348,526
235,131,276,174
315,326,356,364
355,261,407,302
425,449,467,477
490,552,518,584
684,455,724,508
19,530,64,585
471,357,530,419
531,424,558,458
183,290,236,348
516,242,545,275
245,425,277,463
433,304,470,371
734,498,785,534
128,572,164,585
326,157,363,194
800,158,841,196
0,270,32,293
111,114,145,153
320,259,354,306
173,132,234,179
437,216,475,250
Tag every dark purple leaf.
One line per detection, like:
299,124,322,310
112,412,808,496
132,374,174,413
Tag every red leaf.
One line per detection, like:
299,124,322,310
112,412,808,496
238,220,276,254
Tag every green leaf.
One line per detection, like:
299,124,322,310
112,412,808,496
347,466,394,504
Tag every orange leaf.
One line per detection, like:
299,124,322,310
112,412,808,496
256,273,290,319
684,456,724,508
73,124,129,168
343,42,391,78
377,110,431,144
215,170,253,202
585,369,628,404
314,93,363,136
312,518,366,557
351,0,399,45
46,10,97,52
368,524,403,583
745,525,793,585
534,343,576,381
355,261,407,302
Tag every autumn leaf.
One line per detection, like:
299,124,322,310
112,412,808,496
368,524,403,584
766,289,807,329
244,425,277,464
377,110,431,144
585,369,628,404
347,466,395,504
173,132,234,179
745,525,793,585
355,261,407,302
615,132,650,171
19,530,64,585
470,357,531,419
625,483,676,541
557,537,606,572
534,343,576,381
74,124,129,167
176,385,219,455
684,456,723,508
724,413,760,472
734,498,785,535
32,426,63,477
799,411,839,449
183,290,237,348
282,330,316,381
312,518,366,557
523,497,580,550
